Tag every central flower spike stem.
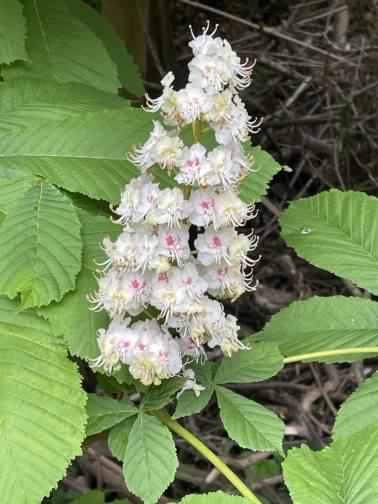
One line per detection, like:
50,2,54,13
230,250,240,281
156,410,264,504
192,119,202,143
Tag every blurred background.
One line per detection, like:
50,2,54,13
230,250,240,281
53,1,378,502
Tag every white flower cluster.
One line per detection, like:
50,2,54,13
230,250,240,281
90,23,261,387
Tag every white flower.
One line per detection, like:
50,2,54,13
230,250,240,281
151,263,208,320
128,320,182,385
157,225,191,266
213,95,263,144
188,54,230,95
203,88,233,124
208,314,246,357
188,22,255,93
91,318,132,374
175,143,208,186
146,187,189,227
188,189,217,227
229,231,259,268
144,72,176,115
90,269,151,317
172,297,225,346
101,225,159,272
129,120,183,171
195,227,237,266
188,21,221,56
177,368,206,398
214,191,255,228
175,84,211,123
128,121,166,170
201,146,244,188
201,263,253,300
113,175,160,226
222,39,256,91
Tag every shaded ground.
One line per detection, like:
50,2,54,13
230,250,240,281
48,1,378,502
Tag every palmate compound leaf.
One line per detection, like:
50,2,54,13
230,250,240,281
0,297,87,503
214,341,283,385
333,372,378,441
283,425,378,504
86,394,137,437
124,412,178,504
38,210,121,359
0,80,153,203
5,0,120,93
280,190,378,294
65,0,144,96
216,386,284,454
257,296,378,363
0,179,82,309
0,0,28,65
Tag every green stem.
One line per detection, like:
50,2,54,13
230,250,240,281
283,346,378,364
192,119,202,143
156,410,263,504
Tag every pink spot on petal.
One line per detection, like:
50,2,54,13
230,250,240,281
212,235,222,248
200,199,213,210
131,278,141,289
165,234,176,248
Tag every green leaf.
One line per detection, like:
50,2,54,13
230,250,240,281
124,413,178,504
239,146,282,204
215,342,283,385
173,362,216,419
108,416,136,461
70,491,104,504
38,210,120,359
0,0,28,65
280,190,378,294
283,426,378,504
258,296,378,363
0,297,87,503
65,0,144,96
0,171,35,213
86,394,138,437
7,0,120,93
333,372,378,441
0,107,152,203
142,377,186,411
179,492,249,503
0,78,128,132
0,180,82,308
216,386,284,453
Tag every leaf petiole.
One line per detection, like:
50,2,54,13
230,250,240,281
283,346,378,364
155,410,263,504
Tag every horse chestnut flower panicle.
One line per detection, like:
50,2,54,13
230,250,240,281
89,23,262,388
